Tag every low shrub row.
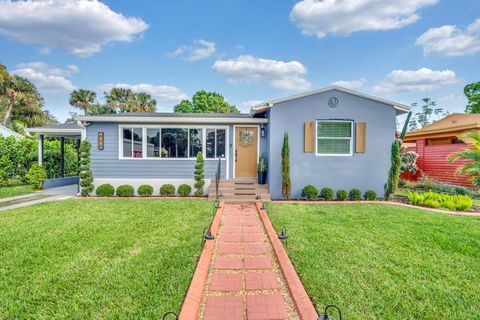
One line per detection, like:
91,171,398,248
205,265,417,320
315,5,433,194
407,191,473,211
399,176,477,198
301,185,377,201
95,183,194,197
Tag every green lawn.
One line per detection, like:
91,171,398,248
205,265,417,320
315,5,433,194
0,184,35,199
268,203,480,319
0,198,212,319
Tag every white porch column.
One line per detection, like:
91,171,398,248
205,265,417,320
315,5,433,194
38,134,44,165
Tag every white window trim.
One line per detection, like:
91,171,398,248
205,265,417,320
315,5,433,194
118,124,228,161
315,120,354,157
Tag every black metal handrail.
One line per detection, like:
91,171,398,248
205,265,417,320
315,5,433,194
214,156,222,208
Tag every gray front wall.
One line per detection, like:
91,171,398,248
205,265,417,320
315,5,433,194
268,89,396,199
87,122,226,180
86,122,269,181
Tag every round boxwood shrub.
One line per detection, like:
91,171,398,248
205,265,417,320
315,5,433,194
336,189,348,201
349,188,362,201
364,190,377,201
160,184,176,196
320,187,334,201
301,185,318,200
116,184,134,197
178,184,192,197
96,184,114,197
138,184,153,197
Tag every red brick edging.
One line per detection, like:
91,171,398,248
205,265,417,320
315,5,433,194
255,202,319,320
179,201,225,320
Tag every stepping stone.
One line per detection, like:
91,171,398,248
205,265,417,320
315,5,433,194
243,226,263,233
217,243,243,255
243,243,268,255
214,256,242,270
221,233,242,242
244,256,272,270
223,219,243,226
246,294,288,320
243,233,264,242
204,296,244,320
209,273,243,292
245,272,279,290
242,220,262,226
222,226,242,234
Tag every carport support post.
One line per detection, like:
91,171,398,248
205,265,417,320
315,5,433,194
38,134,44,165
60,137,65,178
76,139,81,175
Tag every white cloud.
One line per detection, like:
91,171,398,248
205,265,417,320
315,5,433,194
12,61,78,91
238,100,265,112
331,78,366,90
212,55,311,91
96,83,188,103
0,0,148,57
373,67,457,93
416,18,480,56
290,0,437,38
169,39,217,61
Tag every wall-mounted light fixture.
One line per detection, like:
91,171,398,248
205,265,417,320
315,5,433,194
260,125,266,137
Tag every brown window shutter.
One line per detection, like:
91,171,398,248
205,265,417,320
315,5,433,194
304,121,315,153
355,122,366,153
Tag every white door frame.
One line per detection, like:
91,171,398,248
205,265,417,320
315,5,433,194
232,125,260,179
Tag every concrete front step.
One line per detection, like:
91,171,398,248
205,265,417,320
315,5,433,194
208,179,270,202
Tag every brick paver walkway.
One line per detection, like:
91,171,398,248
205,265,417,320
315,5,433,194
198,204,300,320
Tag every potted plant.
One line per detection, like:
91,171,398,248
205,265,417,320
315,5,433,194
257,153,268,184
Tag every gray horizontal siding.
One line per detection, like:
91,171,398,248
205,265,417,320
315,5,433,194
87,122,226,179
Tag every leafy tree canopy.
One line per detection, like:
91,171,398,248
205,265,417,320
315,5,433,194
464,81,480,114
0,63,54,133
174,90,239,113
408,97,448,131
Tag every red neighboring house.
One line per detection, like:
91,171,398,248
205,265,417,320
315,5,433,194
402,113,480,187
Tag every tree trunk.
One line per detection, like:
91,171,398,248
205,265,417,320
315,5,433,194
2,101,13,126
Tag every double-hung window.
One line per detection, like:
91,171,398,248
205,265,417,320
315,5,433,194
316,120,353,156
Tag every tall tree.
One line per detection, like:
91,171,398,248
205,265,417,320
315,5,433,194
69,89,97,115
104,88,157,113
464,81,480,114
130,92,156,112
408,98,447,131
174,90,240,113
0,73,44,128
281,132,291,200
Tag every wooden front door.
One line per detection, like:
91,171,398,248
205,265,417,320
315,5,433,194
235,126,258,178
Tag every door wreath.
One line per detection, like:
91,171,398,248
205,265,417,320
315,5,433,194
239,130,255,147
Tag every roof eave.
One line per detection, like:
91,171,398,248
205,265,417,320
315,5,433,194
75,115,268,124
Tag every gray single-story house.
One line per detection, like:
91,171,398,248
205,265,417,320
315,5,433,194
27,86,410,199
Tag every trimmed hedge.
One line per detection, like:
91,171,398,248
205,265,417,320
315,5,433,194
96,184,114,197
301,185,318,200
116,184,134,197
138,184,153,197
364,190,377,201
349,188,362,201
178,184,192,197
336,189,348,201
160,184,176,196
320,187,334,201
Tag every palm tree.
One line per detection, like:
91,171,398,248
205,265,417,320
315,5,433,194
130,92,156,112
69,89,96,115
105,87,133,113
448,131,480,187
1,75,43,126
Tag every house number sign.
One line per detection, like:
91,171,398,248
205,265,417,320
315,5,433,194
98,132,104,150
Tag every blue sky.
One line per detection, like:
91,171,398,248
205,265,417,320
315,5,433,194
1,0,479,124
